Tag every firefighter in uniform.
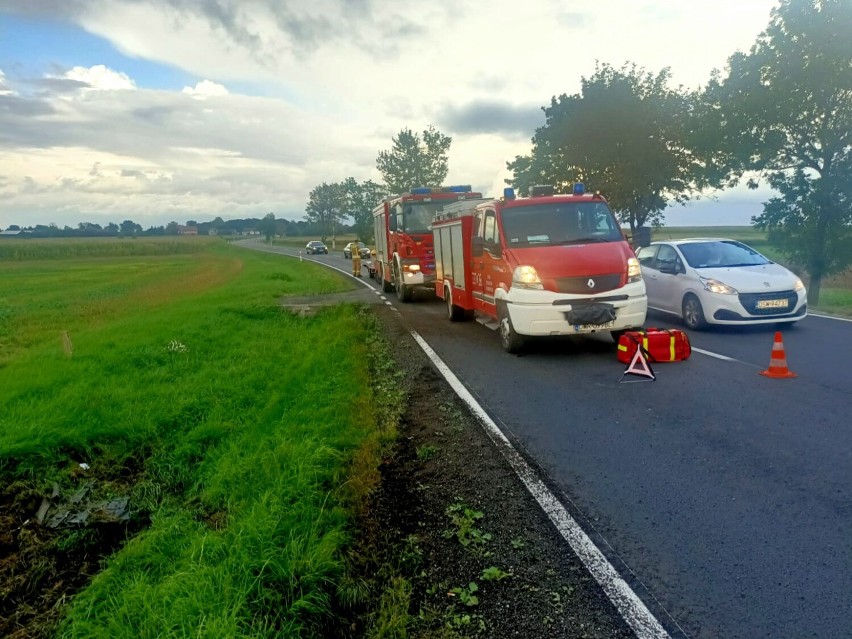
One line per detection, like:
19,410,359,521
352,242,362,277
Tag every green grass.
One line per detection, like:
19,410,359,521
0,239,399,638
811,288,852,317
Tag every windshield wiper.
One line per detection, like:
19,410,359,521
557,237,610,245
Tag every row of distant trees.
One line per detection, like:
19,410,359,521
306,0,850,306
2,217,357,239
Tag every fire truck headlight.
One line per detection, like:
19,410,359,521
406,264,421,272
512,265,543,290
627,257,642,283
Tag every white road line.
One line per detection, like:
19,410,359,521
691,347,739,362
809,312,852,322
410,330,672,639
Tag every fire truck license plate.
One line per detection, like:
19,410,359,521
756,299,789,309
574,321,615,331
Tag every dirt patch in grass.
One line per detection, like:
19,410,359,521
0,467,145,639
347,304,634,638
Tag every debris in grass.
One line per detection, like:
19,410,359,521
165,340,188,353
34,481,130,529
61,330,73,357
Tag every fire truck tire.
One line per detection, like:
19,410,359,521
445,288,465,322
382,277,393,293
610,329,626,344
394,263,413,302
498,304,525,354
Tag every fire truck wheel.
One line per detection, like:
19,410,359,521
394,263,413,302
381,276,393,293
446,288,465,322
498,305,524,354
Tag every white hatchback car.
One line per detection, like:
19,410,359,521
636,238,807,329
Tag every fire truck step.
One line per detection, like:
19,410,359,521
475,315,500,331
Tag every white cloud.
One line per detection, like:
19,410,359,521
61,64,136,91
0,69,15,96
182,80,230,98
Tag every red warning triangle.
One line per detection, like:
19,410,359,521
620,346,656,382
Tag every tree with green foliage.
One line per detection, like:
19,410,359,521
119,219,142,236
376,125,452,195
305,182,347,242
257,212,277,242
507,62,713,234
343,177,387,243
704,0,851,305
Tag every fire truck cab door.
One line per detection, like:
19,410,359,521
471,208,501,317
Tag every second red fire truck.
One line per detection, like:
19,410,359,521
372,185,483,301
431,184,648,353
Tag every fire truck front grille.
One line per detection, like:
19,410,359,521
554,274,623,294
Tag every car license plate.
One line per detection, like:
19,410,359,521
756,299,789,309
574,320,615,331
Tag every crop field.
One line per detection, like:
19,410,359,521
0,238,402,638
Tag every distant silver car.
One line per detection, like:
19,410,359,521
343,241,371,259
305,240,328,255
636,238,807,329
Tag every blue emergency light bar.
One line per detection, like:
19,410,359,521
573,182,585,195
410,185,472,195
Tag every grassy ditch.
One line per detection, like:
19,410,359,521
0,238,403,638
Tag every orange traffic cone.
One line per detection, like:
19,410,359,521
760,331,797,378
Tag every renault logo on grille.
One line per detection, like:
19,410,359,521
587,278,596,289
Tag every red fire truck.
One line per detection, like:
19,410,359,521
372,185,483,301
432,184,647,353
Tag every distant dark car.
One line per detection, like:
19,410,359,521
343,241,371,259
305,241,328,255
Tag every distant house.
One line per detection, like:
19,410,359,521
0,229,22,237
177,225,198,235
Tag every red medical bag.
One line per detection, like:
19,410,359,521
617,328,692,364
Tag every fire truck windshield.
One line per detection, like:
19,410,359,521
401,202,445,233
501,201,623,247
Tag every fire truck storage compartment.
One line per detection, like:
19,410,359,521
434,221,466,289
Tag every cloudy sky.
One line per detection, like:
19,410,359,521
0,0,780,230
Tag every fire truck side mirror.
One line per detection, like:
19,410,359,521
472,236,484,257
388,215,397,232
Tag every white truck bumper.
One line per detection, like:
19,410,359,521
505,282,647,336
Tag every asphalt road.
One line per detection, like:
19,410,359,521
247,240,852,639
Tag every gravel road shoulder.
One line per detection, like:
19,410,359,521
353,301,635,638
